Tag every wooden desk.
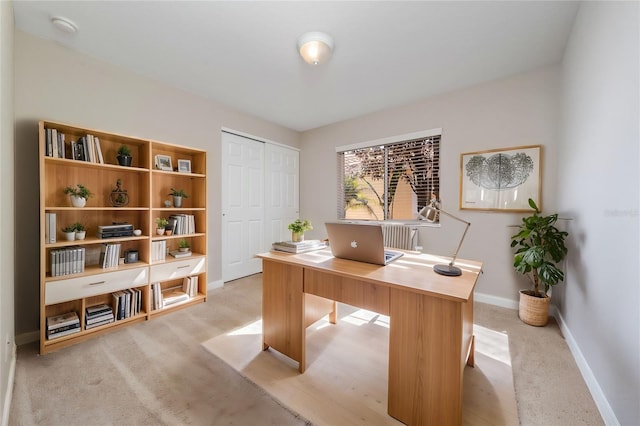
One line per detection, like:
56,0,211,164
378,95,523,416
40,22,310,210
257,249,483,426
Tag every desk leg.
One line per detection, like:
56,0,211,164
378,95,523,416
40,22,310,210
388,289,467,426
261,260,306,372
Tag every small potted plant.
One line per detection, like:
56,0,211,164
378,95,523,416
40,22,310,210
63,184,93,208
168,188,188,208
288,219,313,242
511,198,569,326
178,238,190,253
117,144,132,167
73,222,86,240
155,217,169,235
62,225,76,241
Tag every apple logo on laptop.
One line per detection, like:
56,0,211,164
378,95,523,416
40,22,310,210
350,240,358,248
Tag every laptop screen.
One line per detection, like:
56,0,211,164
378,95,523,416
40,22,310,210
325,222,403,266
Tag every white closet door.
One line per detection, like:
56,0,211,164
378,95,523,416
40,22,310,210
265,144,300,245
221,132,265,281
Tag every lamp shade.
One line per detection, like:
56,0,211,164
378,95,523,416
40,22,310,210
297,32,334,65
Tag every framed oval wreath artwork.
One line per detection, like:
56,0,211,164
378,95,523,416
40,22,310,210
459,145,541,212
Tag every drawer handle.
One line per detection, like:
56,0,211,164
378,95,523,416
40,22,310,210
88,281,107,286
177,265,191,270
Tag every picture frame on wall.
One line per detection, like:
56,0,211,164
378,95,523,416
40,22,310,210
155,154,172,171
459,145,542,212
177,159,192,173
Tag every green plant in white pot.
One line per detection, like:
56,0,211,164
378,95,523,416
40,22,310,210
510,198,569,326
288,219,312,242
63,184,93,207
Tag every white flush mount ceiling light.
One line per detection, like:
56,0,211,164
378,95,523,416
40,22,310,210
297,31,334,65
51,16,78,34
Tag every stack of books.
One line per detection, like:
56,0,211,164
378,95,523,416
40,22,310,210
46,311,80,340
170,249,192,258
272,239,327,254
85,304,115,329
162,286,190,308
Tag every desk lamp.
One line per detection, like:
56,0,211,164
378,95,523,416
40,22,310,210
418,203,470,276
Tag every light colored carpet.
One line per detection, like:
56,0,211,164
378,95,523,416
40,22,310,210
10,274,603,425
202,304,519,425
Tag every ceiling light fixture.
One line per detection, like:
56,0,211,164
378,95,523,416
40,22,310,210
51,16,78,34
297,31,334,65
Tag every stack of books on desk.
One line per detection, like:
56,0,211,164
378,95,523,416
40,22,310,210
272,239,327,254
46,311,80,340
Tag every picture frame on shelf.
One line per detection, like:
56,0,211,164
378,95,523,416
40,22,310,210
459,145,541,212
177,159,192,173
155,154,172,171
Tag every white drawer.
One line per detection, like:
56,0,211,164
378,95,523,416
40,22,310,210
46,267,149,305
150,257,206,282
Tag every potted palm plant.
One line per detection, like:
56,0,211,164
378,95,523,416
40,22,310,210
62,225,76,241
511,198,569,326
288,219,313,242
63,184,93,207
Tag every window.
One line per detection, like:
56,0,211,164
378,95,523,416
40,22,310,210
338,133,440,222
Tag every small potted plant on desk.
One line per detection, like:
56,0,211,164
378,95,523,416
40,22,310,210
155,217,169,235
168,188,188,208
511,198,569,326
288,219,313,242
63,184,93,208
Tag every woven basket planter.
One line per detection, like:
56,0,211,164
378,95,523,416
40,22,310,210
519,290,550,326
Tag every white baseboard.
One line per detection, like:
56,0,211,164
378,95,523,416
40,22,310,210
552,310,619,426
474,291,518,310
208,279,224,291
1,342,16,426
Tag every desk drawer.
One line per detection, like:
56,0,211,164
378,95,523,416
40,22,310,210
46,267,148,305
304,269,390,315
150,257,206,282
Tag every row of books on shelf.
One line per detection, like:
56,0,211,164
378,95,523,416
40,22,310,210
100,243,122,268
50,246,86,277
151,240,167,262
167,214,196,235
46,311,80,340
150,276,198,310
272,239,327,254
45,128,106,164
113,287,143,320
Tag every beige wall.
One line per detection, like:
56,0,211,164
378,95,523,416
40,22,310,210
14,31,300,336
0,1,15,424
300,66,561,305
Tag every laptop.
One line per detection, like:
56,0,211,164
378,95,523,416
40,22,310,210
325,222,404,266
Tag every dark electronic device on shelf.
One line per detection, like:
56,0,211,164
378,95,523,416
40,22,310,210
97,223,134,239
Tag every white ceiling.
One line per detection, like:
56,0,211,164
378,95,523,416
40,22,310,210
12,1,579,132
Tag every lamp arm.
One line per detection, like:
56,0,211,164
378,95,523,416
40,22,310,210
449,221,470,267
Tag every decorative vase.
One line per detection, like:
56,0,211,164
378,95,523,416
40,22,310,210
156,228,165,236
518,290,550,326
292,232,304,242
173,195,183,208
75,230,86,240
64,231,75,241
70,195,86,208
117,154,132,167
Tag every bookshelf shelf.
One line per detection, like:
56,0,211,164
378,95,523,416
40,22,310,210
39,120,207,354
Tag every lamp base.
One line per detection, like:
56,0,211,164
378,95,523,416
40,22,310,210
433,264,462,277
